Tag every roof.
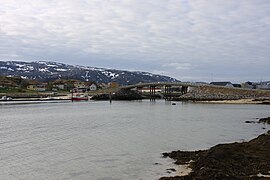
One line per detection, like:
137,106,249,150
210,81,232,86
233,84,241,87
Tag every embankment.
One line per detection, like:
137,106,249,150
175,86,270,102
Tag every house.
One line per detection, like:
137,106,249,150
84,82,98,91
241,81,255,89
27,84,47,91
89,83,97,91
256,82,270,90
233,84,242,88
53,83,67,90
210,81,234,87
71,82,97,93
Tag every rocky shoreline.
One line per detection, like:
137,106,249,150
199,99,270,105
91,89,143,100
173,86,270,102
160,117,270,180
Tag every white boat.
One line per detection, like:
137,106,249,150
1,96,12,101
71,94,89,101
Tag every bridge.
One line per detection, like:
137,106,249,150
121,82,203,100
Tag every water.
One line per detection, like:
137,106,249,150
0,100,269,180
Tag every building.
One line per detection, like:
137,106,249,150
241,81,255,89
89,83,97,91
210,81,233,87
256,82,270,90
72,83,97,93
53,83,67,90
27,84,47,91
233,84,242,88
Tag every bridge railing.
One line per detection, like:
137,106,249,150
121,82,202,90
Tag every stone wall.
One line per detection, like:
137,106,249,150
175,86,270,101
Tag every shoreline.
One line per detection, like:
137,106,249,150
160,117,270,179
198,98,270,105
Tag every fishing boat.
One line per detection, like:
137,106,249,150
71,94,88,101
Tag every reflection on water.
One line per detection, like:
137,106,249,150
0,100,269,180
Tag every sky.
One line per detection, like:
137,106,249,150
0,0,269,83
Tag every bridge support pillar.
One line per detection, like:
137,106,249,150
137,87,143,95
164,85,172,100
181,86,188,94
150,86,156,101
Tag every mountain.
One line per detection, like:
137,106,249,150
0,61,179,85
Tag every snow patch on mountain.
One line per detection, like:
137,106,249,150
0,61,179,85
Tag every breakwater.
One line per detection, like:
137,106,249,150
175,86,270,101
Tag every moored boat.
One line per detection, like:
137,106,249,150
1,96,12,101
71,94,88,101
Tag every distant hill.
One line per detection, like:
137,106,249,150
0,61,179,85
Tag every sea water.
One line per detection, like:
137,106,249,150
0,100,269,180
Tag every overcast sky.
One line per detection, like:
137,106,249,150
0,0,269,82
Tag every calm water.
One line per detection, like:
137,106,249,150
1,100,269,180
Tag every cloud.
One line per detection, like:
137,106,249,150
0,0,269,82
162,63,193,70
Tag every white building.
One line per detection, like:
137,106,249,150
89,84,97,91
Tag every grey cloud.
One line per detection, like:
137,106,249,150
0,0,269,82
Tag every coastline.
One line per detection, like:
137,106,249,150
160,117,270,179
199,98,270,105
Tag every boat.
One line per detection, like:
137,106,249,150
71,94,89,101
1,96,12,101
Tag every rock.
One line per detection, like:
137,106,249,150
174,86,270,101
166,168,176,172
245,120,256,123
160,130,270,179
258,117,270,125
91,89,143,100
113,89,143,100
90,94,110,100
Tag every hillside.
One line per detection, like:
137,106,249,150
0,61,179,85
0,76,27,88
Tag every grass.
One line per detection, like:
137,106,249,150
0,87,26,93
